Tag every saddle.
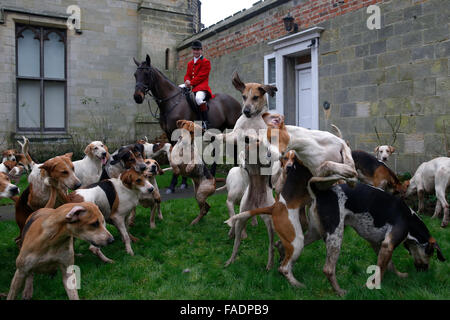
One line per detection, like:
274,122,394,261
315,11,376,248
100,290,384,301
182,87,210,121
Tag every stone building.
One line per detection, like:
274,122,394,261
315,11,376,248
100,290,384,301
0,0,201,152
0,0,448,172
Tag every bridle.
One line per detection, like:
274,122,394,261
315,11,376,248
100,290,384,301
135,65,183,120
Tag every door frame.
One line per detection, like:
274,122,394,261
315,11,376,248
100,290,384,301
267,27,323,129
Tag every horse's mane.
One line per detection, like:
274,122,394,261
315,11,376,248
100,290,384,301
150,66,178,88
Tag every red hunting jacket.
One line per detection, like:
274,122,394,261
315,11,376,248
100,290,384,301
184,56,213,98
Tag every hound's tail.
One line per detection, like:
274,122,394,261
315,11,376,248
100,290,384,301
215,185,227,192
331,124,343,138
162,167,173,172
224,204,275,227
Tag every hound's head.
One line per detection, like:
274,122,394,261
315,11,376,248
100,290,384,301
403,211,446,271
143,158,164,177
120,168,154,194
64,202,114,247
375,145,395,162
111,144,146,173
0,172,19,199
176,120,203,140
2,149,17,162
84,141,109,165
15,153,33,172
232,72,277,118
136,138,168,159
404,236,446,272
40,153,81,190
3,160,24,182
280,150,301,174
263,112,289,154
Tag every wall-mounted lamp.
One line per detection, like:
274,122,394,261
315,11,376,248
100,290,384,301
283,13,298,33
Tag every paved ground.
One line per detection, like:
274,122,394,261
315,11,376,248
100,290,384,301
0,183,226,222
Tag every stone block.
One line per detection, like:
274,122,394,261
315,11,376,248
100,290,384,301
402,31,423,48
378,81,413,99
340,103,356,117
413,78,436,97
412,45,435,60
363,56,377,70
404,133,425,154
370,40,386,55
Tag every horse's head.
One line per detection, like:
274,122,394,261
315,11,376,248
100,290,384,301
133,54,152,104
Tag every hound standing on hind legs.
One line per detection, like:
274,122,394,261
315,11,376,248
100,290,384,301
403,157,450,228
170,120,216,225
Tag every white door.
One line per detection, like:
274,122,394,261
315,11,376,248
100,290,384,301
296,63,313,128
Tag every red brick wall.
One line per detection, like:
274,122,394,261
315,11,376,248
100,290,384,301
177,0,383,70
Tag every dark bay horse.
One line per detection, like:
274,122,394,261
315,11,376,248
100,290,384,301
133,54,242,193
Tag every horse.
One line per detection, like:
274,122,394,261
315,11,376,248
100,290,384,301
133,54,242,193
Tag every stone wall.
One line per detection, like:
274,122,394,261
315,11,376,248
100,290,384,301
318,0,449,173
177,0,449,173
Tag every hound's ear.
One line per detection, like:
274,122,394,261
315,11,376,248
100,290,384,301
133,57,140,67
232,71,245,93
374,146,380,153
65,205,86,223
259,84,278,97
121,170,134,188
262,112,271,123
434,242,446,262
84,144,92,155
146,54,151,66
64,152,73,160
389,146,396,154
155,161,164,175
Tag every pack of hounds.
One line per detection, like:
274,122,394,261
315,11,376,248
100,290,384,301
1,73,448,299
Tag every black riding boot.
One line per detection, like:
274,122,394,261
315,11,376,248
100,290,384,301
201,111,209,130
199,103,209,130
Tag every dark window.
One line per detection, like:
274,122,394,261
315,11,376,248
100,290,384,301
165,48,170,70
16,24,66,132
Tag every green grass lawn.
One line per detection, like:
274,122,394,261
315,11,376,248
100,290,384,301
0,174,448,300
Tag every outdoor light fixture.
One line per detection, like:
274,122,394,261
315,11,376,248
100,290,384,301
283,13,298,33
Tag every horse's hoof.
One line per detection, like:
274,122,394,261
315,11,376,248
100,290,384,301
180,184,188,190
166,188,175,194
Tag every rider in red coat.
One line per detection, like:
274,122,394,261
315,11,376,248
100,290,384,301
182,40,212,129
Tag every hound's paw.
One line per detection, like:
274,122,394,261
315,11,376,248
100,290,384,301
224,259,234,268
166,188,174,194
336,289,347,297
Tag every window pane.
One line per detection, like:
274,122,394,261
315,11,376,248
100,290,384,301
18,29,40,77
268,58,276,84
44,32,65,79
18,80,40,128
44,82,65,128
268,94,276,110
